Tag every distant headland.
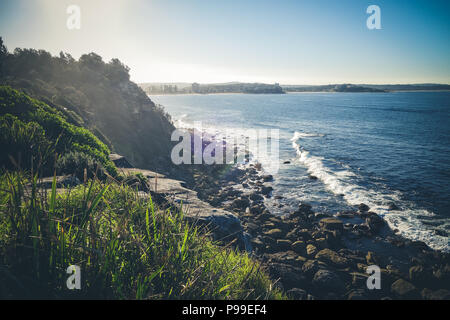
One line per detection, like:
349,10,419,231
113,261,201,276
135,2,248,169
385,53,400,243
139,82,450,95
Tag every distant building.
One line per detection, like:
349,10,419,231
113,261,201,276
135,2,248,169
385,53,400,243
192,82,200,93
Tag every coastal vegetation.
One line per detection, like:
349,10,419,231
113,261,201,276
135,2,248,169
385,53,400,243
0,171,282,299
0,37,174,172
0,39,282,300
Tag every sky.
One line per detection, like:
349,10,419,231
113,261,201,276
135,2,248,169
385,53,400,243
0,0,449,84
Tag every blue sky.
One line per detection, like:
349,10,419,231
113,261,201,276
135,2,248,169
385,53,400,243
0,0,449,84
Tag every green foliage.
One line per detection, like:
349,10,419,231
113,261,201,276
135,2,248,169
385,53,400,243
56,151,107,182
0,39,175,170
0,86,116,177
0,172,283,300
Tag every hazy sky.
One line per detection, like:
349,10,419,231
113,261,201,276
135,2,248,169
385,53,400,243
0,0,449,84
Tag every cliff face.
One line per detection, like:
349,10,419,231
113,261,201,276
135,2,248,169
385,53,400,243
0,47,175,172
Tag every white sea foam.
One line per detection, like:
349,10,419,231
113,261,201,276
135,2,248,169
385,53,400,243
291,131,449,252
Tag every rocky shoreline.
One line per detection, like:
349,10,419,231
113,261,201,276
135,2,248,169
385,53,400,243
190,163,450,300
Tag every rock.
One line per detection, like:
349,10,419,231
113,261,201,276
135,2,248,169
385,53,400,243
283,160,291,164
434,229,447,237
260,186,273,196
59,175,81,187
388,203,400,210
409,265,434,287
249,192,263,201
391,279,419,299
306,244,318,257
421,288,450,300
262,175,273,182
336,211,357,219
109,153,133,168
313,269,345,294
433,264,450,283
366,213,385,233
291,203,313,218
302,260,323,278
347,289,369,300
358,203,370,212
315,249,350,268
286,288,311,300
314,237,328,249
319,217,344,232
276,239,292,250
291,241,306,254
314,212,330,219
274,195,284,200
264,228,284,239
268,263,307,290
366,251,381,266
308,175,318,180
232,197,250,210
351,272,370,287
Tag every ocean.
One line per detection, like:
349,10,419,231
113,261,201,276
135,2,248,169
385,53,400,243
150,92,450,252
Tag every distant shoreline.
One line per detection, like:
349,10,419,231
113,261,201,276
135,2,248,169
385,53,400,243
148,89,450,96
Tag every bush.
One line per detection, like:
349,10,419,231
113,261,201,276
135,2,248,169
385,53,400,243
0,114,52,169
0,86,117,176
56,151,107,182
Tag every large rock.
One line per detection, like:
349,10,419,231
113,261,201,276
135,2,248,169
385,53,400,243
315,249,350,268
358,203,370,212
421,288,450,300
264,228,284,238
319,217,343,232
306,244,318,257
366,213,385,233
391,279,419,299
313,269,345,294
291,241,306,254
268,263,307,290
286,288,313,300
109,153,133,168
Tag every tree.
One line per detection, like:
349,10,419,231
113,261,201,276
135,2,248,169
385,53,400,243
0,37,8,78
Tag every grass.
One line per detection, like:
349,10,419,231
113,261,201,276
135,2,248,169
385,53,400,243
0,169,284,300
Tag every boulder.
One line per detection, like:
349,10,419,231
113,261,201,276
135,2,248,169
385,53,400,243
421,288,450,300
366,213,385,233
264,228,284,238
268,263,307,290
260,186,273,196
366,251,381,266
306,244,318,257
249,192,263,201
276,239,292,251
291,241,306,254
232,197,250,210
319,217,344,232
391,279,419,299
286,288,312,300
358,203,370,212
313,269,345,294
315,249,350,268
409,265,434,287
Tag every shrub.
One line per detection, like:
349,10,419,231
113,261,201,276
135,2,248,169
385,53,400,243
55,151,107,181
0,86,117,176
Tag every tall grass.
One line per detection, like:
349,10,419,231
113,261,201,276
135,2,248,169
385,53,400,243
0,170,283,300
